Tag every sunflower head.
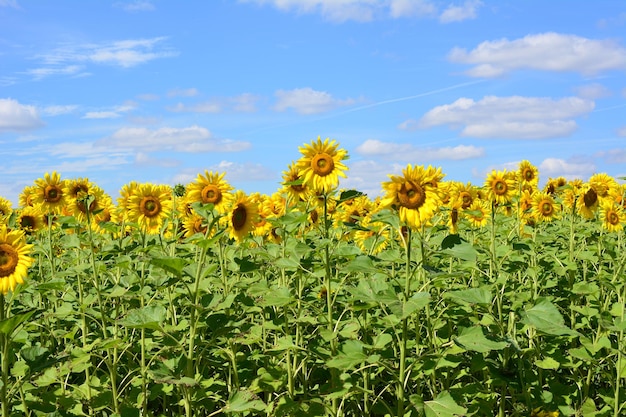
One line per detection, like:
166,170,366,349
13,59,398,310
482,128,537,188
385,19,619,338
589,173,617,199
484,170,517,205
228,191,259,243
531,192,560,223
600,201,624,233
187,171,234,214
0,225,34,294
517,160,539,188
16,206,44,235
296,137,349,193
33,171,69,214
0,197,12,221
127,183,173,234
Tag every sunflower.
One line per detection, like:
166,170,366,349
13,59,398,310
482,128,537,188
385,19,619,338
452,182,478,210
543,176,567,197
589,173,618,199
33,171,69,214
91,194,119,235
561,179,584,212
296,137,349,194
577,185,599,219
16,206,44,235
381,164,444,229
19,185,37,208
531,192,560,223
0,197,12,221
517,160,539,189
66,177,93,200
354,214,390,255
464,199,490,228
68,185,107,223
0,225,34,295
181,212,209,238
599,201,624,233
127,183,173,234
281,162,311,204
484,170,517,205
186,171,234,215
333,195,372,228
227,191,259,243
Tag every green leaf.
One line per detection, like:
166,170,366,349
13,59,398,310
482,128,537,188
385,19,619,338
424,391,467,417
343,255,380,274
326,340,368,370
151,257,187,277
224,390,266,413
274,257,300,270
453,326,508,353
402,292,430,319
444,286,492,305
120,305,166,330
0,309,37,336
521,299,579,337
260,286,294,307
441,235,477,262
535,357,560,370
338,189,364,203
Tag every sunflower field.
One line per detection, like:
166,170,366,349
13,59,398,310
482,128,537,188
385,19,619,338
0,137,625,417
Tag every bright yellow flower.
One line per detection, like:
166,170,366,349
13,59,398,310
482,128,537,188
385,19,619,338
561,179,584,212
589,172,618,199
282,162,311,204
465,199,490,228
517,160,539,189
354,214,390,255
543,176,568,197
127,183,173,234
452,181,479,210
33,171,69,214
381,164,444,230
484,170,517,205
0,197,12,222
68,184,107,224
19,185,37,208
0,225,34,294
90,194,119,235
16,206,44,235
228,191,259,243
296,137,349,193
531,192,560,223
577,185,599,219
181,212,209,238
333,195,373,228
186,171,234,214
599,200,624,233
117,181,139,221
66,177,93,200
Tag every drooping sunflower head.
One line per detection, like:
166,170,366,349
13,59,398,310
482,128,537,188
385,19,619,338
599,201,624,233
0,197,12,221
517,160,539,188
577,184,599,219
484,170,517,205
127,183,173,234
228,190,259,243
187,171,234,214
296,137,349,193
33,171,69,214
282,162,311,204
543,176,568,197
0,225,34,295
531,192,560,223
589,172,618,199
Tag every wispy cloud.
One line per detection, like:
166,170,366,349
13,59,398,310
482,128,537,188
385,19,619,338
538,157,596,180
274,87,358,114
241,0,482,23
573,83,612,100
82,103,136,119
356,139,484,161
26,37,177,79
0,98,45,132
167,102,222,113
417,96,595,139
439,0,483,23
42,105,79,116
114,1,155,12
99,125,251,153
167,88,199,97
449,32,626,77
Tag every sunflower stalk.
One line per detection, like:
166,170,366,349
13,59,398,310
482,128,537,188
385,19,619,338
1,295,10,417
397,225,412,417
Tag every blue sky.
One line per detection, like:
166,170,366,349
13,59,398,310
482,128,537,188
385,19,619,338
1,0,625,205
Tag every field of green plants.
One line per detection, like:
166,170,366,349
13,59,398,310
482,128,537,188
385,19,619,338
0,138,625,417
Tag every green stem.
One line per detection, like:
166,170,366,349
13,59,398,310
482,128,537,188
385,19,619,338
1,295,10,417
397,227,412,417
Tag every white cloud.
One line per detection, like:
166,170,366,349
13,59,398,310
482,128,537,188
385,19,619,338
0,98,45,132
28,37,176,79
240,0,380,22
0,0,19,8
114,1,155,12
340,159,402,197
274,87,357,114
356,139,484,161
418,95,595,139
617,126,626,137
439,0,482,23
99,125,251,153
389,0,436,18
135,152,179,167
167,88,199,97
82,103,135,119
574,83,612,100
171,161,274,185
538,158,596,180
597,148,626,164
167,102,222,113
231,93,260,112
42,105,79,116
448,32,626,77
